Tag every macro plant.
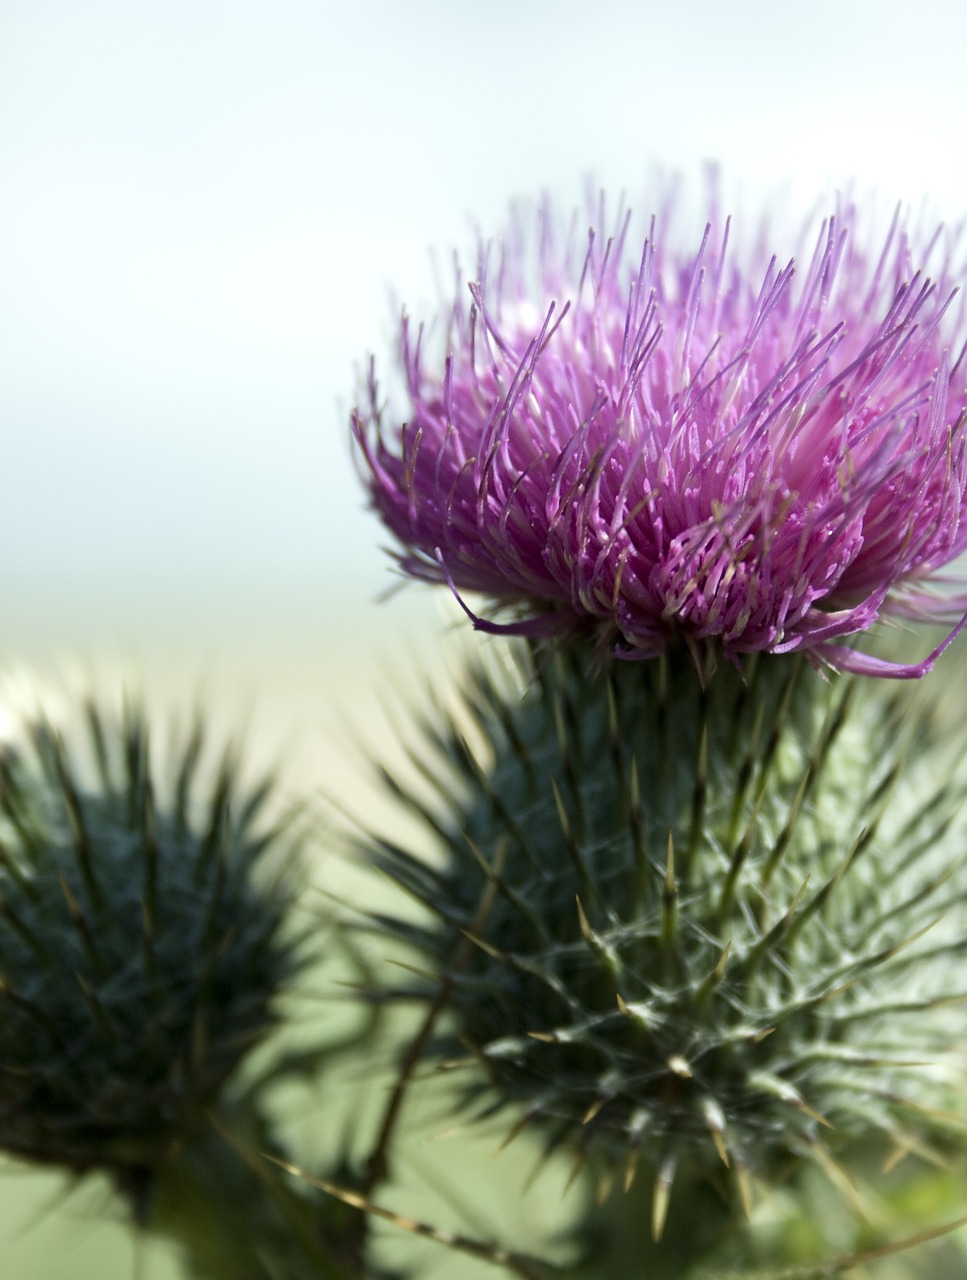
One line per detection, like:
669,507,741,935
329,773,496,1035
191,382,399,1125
348,189,967,1277
5,182,967,1280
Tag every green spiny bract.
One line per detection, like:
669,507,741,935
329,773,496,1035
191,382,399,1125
0,699,302,1197
366,642,967,1228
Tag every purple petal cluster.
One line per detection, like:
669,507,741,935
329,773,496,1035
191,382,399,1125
353,196,967,676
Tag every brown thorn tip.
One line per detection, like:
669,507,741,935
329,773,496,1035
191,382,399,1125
623,1147,640,1194
711,1129,730,1167
582,1095,607,1125
575,896,594,944
596,1168,615,1205
734,1163,752,1220
652,1157,675,1242
564,1147,586,1196
711,939,732,981
495,1108,537,1154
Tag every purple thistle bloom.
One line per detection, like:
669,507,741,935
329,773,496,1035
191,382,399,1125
353,195,967,676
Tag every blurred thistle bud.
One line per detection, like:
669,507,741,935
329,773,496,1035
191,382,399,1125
0,698,303,1204
365,643,967,1262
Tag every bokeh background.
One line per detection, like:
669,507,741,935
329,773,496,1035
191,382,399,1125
3,1,967,1276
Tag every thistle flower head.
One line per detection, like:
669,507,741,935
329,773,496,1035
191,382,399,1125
354,193,967,677
0,699,301,1189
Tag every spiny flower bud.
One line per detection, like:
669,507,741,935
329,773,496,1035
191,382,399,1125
0,699,302,1197
354,194,967,678
365,644,967,1237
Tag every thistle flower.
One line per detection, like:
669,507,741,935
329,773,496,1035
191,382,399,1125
0,700,301,1196
354,195,967,677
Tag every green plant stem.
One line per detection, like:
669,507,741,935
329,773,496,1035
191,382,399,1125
138,1097,367,1280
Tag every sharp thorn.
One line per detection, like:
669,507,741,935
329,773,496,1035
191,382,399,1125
652,1156,676,1242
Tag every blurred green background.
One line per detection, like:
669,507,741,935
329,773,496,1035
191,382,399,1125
5,0,967,1275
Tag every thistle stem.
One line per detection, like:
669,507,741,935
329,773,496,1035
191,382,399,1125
142,1097,366,1280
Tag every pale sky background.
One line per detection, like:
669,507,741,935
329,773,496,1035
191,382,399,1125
4,0,967,634
3,4,967,1276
